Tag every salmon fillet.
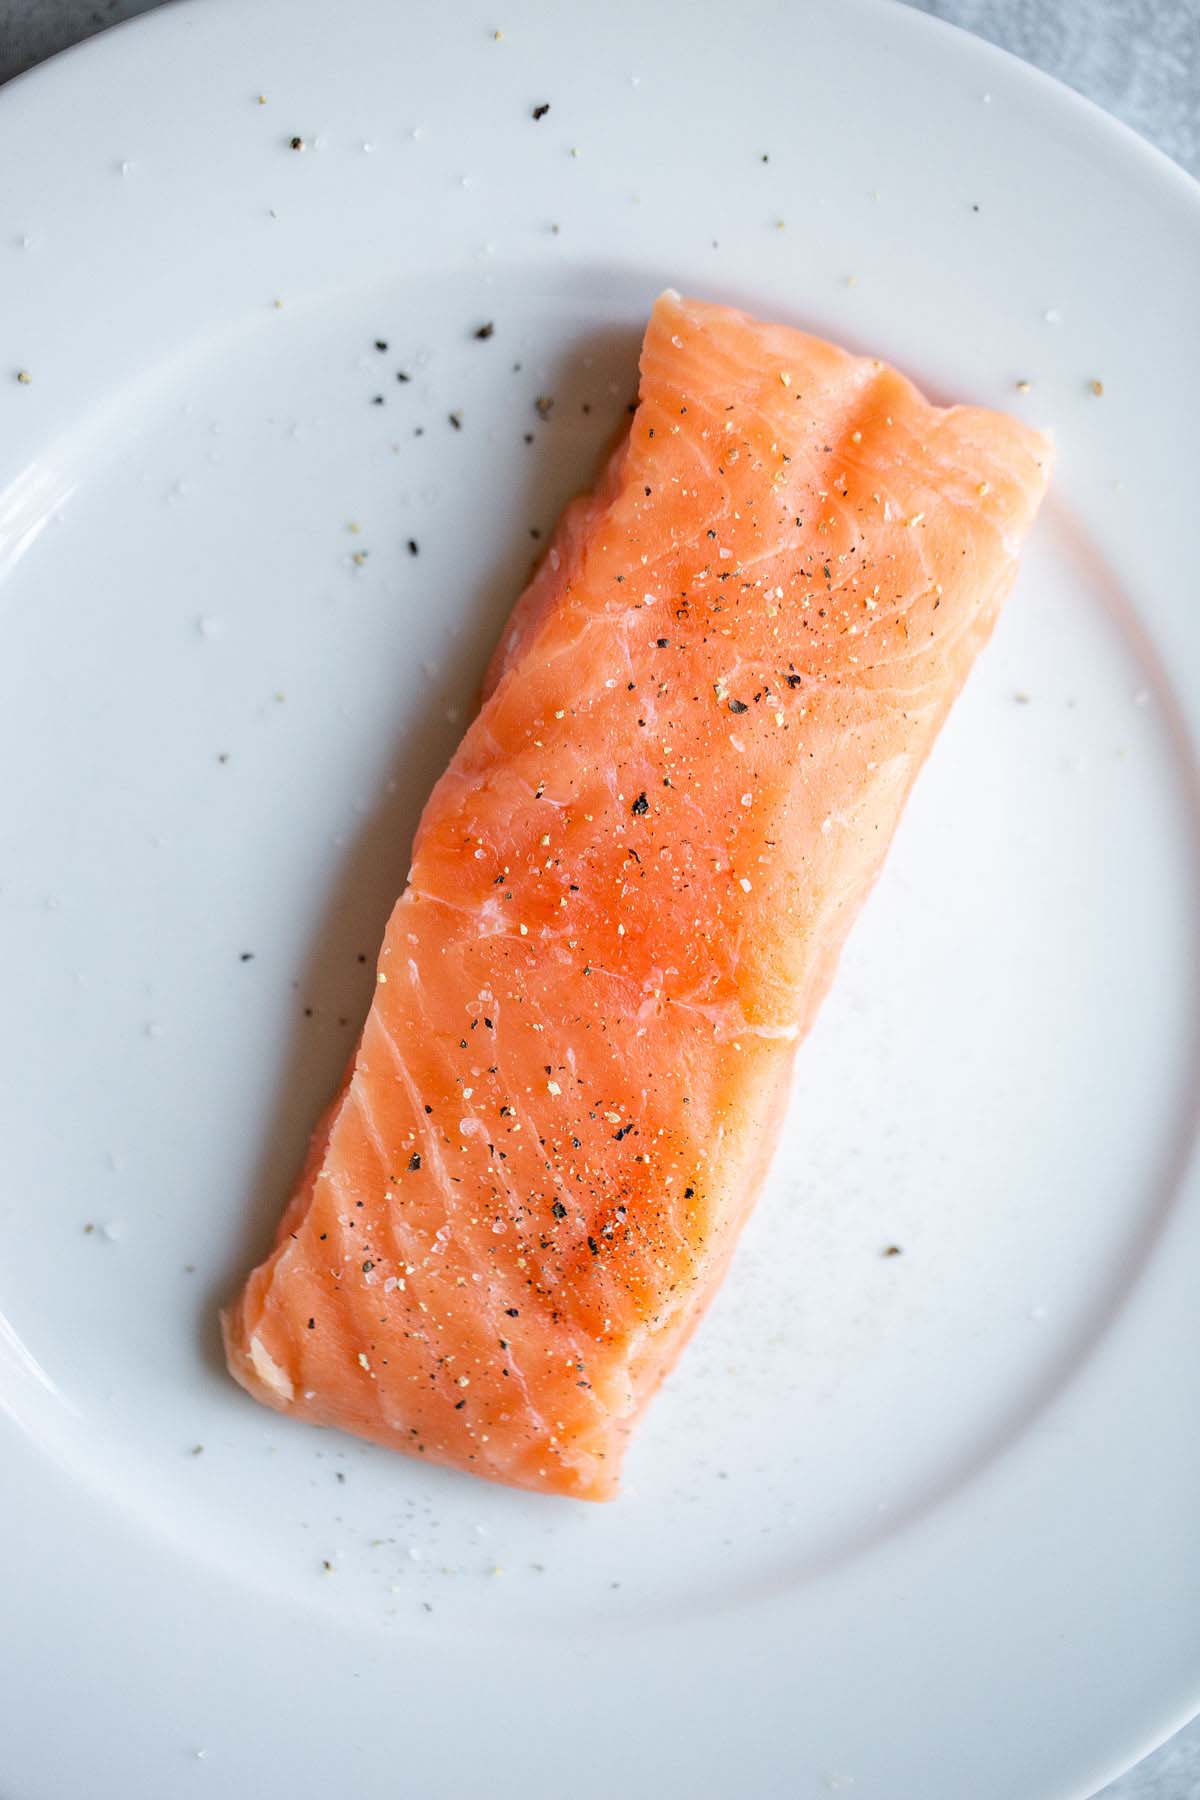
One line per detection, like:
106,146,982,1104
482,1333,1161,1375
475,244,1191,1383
223,292,1051,1499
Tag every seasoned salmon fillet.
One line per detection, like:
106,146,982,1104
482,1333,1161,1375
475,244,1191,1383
223,292,1051,1498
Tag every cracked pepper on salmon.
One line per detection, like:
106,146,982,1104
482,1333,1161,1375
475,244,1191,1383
222,292,1052,1498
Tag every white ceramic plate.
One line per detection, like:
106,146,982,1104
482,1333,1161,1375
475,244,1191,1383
2,2,1198,1794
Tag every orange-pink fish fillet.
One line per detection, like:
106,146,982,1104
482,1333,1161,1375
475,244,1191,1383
223,292,1051,1498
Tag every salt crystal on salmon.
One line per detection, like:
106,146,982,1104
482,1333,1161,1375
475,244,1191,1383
222,292,1051,1498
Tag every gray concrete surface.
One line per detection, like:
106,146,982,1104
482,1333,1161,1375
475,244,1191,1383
0,0,1197,1794
918,0,1199,176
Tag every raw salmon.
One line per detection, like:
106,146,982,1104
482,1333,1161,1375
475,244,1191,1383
223,292,1051,1499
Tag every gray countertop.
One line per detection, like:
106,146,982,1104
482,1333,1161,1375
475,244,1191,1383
1,0,1197,1795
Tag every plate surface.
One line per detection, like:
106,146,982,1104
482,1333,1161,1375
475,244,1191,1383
1,2,1198,1795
